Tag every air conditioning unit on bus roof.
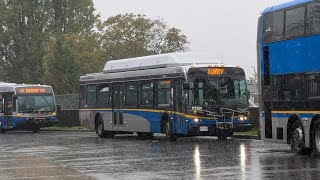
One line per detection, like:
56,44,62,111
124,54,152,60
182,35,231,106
103,52,221,73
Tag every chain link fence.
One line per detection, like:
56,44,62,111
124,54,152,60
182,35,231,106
55,94,79,127
55,94,79,110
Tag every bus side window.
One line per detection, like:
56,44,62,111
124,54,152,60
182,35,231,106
98,84,110,105
307,2,320,34
126,83,137,107
263,10,284,43
285,6,305,38
87,85,97,105
141,82,154,106
157,80,171,107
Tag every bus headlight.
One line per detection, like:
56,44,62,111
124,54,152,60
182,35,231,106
194,118,199,122
52,112,56,116
239,116,248,121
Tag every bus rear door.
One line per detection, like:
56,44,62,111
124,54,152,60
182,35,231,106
112,84,124,129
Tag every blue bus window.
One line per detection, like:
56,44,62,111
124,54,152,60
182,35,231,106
307,2,320,34
285,6,305,38
263,11,284,43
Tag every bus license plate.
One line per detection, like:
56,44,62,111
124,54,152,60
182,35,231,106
200,126,208,131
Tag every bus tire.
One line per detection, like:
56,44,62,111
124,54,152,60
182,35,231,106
166,122,177,141
311,119,320,156
290,121,311,155
0,128,5,133
96,116,106,138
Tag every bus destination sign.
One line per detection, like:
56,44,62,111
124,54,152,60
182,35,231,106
207,68,224,75
18,88,46,94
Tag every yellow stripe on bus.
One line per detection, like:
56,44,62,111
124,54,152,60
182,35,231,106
272,111,320,114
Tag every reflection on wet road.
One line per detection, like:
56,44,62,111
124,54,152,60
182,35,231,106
0,131,320,179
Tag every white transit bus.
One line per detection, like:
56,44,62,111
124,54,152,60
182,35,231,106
79,53,250,141
0,82,58,133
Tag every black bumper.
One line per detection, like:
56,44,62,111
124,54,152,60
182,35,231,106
188,123,234,136
15,119,57,130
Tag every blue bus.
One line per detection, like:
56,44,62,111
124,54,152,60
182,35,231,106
258,0,320,155
0,82,58,133
79,53,250,141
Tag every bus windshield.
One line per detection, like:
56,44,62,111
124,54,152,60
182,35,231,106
17,95,55,113
188,77,247,109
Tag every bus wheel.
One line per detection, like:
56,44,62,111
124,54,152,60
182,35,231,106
166,122,177,141
290,121,311,155
96,117,106,138
311,119,320,156
0,128,5,133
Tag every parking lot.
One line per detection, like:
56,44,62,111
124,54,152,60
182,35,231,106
1,131,320,179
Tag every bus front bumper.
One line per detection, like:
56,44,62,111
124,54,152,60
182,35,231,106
187,123,252,136
15,117,58,129
188,123,233,136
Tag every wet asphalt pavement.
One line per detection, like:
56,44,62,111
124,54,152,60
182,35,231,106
0,131,320,180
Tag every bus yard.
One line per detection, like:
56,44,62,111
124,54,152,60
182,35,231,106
2,0,320,179
1,131,320,179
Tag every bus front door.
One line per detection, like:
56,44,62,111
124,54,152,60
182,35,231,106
173,80,188,135
3,93,14,129
112,85,124,129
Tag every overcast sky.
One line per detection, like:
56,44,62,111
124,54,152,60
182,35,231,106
92,0,290,77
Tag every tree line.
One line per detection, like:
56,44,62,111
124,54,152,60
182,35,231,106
0,0,189,94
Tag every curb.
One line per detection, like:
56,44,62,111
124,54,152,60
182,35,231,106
234,134,260,140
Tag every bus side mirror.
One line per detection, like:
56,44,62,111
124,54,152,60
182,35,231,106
56,104,61,112
183,82,191,90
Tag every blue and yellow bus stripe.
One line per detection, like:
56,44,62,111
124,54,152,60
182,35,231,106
80,108,246,120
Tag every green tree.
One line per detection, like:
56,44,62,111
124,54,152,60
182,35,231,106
99,13,189,61
42,0,101,94
0,0,50,83
43,36,80,94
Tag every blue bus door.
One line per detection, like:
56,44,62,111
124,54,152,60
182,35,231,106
112,85,124,129
173,80,187,135
3,93,13,128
